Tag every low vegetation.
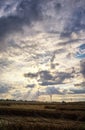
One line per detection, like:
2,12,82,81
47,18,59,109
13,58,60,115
0,100,85,130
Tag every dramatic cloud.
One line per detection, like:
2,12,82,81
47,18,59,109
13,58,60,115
0,0,43,50
0,0,85,101
45,87,62,95
0,83,11,94
61,2,85,37
70,87,85,94
1,0,42,32
26,84,35,88
80,59,85,78
24,70,73,87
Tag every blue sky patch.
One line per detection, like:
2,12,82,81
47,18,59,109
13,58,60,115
75,44,85,59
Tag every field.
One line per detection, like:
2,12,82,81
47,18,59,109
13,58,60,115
0,100,85,130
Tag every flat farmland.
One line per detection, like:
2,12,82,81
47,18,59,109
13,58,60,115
0,101,85,130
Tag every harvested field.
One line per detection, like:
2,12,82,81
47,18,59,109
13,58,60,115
0,101,85,130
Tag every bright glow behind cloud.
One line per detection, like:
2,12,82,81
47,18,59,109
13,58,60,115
0,0,85,101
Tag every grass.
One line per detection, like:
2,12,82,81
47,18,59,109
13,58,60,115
0,101,85,130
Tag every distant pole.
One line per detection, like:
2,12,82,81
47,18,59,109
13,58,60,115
50,95,52,102
71,98,72,102
38,87,40,97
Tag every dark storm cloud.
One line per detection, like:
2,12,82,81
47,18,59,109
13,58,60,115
39,70,53,81
0,0,43,48
75,82,85,87
17,0,42,20
50,49,65,69
39,71,72,86
70,88,85,94
80,59,85,78
40,87,70,96
55,2,62,12
45,87,62,95
26,84,35,88
54,72,73,82
0,84,11,94
40,86,85,96
0,0,85,44
61,7,85,37
0,15,23,38
24,70,53,80
24,70,73,87
24,72,38,78
50,49,64,63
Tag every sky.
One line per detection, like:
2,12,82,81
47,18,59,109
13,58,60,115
0,0,85,102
